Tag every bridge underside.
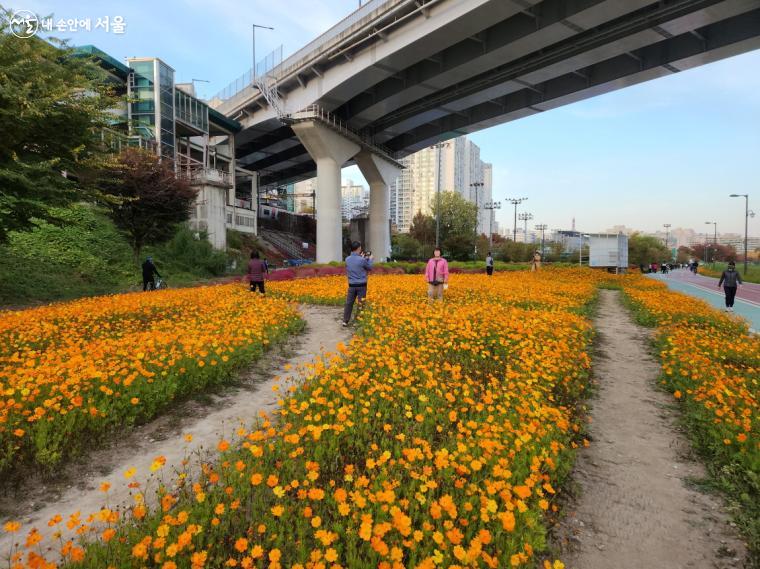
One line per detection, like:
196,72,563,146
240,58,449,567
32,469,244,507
230,0,760,187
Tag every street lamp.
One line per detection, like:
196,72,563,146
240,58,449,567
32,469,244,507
506,197,528,241
433,142,450,247
484,201,501,248
535,224,548,256
470,181,484,257
518,212,533,243
663,223,671,261
729,194,750,275
705,221,717,265
252,24,274,84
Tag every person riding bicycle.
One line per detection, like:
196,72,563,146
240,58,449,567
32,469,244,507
142,256,162,291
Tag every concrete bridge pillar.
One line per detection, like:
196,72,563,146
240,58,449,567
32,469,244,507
291,121,360,263
355,151,401,262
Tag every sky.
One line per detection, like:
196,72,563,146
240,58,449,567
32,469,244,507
10,0,760,236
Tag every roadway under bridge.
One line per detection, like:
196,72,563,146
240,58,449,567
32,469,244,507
213,0,760,262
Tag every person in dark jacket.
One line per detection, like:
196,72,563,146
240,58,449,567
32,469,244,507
343,241,373,326
247,251,268,294
718,261,742,312
142,257,161,291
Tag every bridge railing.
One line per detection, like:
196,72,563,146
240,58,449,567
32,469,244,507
284,104,400,164
211,0,401,106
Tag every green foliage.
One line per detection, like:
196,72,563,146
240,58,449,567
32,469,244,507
627,232,672,266
156,226,227,277
0,15,120,242
0,204,237,306
391,233,423,260
493,240,537,263
430,192,478,261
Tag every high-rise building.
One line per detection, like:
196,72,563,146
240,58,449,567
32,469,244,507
390,135,491,233
293,178,317,215
341,180,369,221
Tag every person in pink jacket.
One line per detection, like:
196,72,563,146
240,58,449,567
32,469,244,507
425,247,449,300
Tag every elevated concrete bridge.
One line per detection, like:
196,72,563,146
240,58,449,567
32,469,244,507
214,0,760,262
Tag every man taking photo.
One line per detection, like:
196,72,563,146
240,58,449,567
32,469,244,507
343,241,373,327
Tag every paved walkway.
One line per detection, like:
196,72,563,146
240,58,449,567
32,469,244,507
648,269,760,332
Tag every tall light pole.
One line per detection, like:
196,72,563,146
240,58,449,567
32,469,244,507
433,142,449,247
507,197,528,241
252,24,274,84
484,201,501,248
535,224,548,255
729,194,750,275
705,221,717,265
518,212,533,243
470,181,484,258
663,223,671,260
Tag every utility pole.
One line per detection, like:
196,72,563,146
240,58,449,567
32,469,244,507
535,224,548,256
518,212,534,243
705,221,717,265
663,223,671,260
470,181,484,258
484,201,501,248
252,24,274,84
506,197,528,241
730,194,750,275
433,142,449,247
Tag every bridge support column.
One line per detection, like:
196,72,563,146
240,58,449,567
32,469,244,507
291,121,360,263
355,151,401,262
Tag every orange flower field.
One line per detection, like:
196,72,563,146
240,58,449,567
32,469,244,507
1,269,756,568
0,286,302,477
0,269,597,568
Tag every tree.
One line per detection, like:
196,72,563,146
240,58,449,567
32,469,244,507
627,233,672,266
431,192,478,261
676,246,693,264
494,240,535,262
0,17,119,242
100,149,196,259
409,212,435,247
391,233,422,260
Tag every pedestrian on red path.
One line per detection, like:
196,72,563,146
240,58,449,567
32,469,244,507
247,251,268,294
717,261,742,312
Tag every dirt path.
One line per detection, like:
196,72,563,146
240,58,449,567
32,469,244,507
559,290,746,568
0,305,350,557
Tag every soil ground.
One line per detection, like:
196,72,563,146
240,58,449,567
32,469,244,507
558,290,747,568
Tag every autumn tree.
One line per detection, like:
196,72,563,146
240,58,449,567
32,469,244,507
101,148,196,259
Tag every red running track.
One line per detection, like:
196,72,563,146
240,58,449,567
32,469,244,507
664,269,760,306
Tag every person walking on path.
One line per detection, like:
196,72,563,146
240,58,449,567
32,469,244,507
425,247,449,301
531,250,542,272
343,241,373,326
718,261,742,312
247,251,268,294
485,252,494,276
142,256,161,291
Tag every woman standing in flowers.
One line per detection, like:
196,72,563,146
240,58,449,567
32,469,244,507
247,251,268,294
425,247,449,300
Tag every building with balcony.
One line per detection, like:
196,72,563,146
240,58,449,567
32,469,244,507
82,46,253,250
